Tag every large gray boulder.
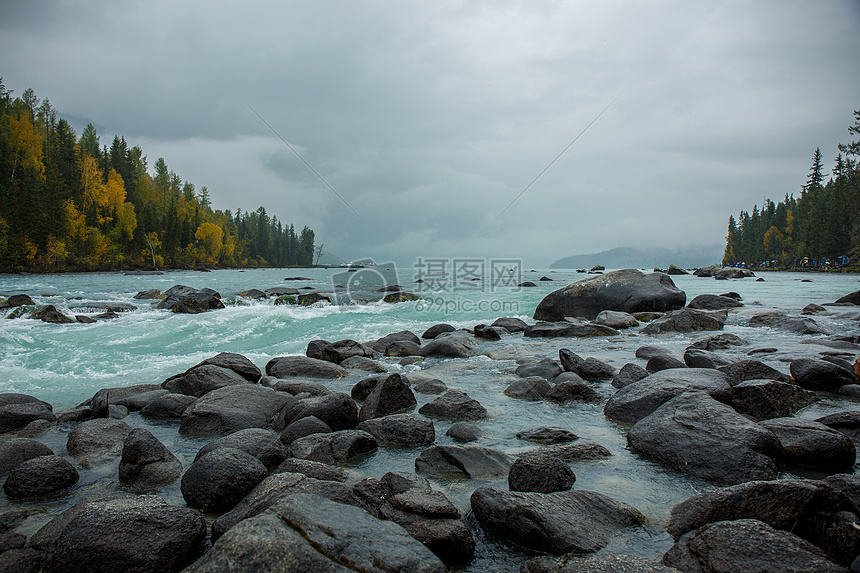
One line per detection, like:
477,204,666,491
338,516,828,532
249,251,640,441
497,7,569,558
181,447,268,512
418,332,478,358
118,428,182,490
306,339,376,364
89,384,167,417
187,493,446,573
0,438,54,475
358,373,416,421
507,454,575,493
790,357,857,393
663,519,848,573
357,413,435,448
748,313,829,335
687,293,743,310
533,269,686,321
3,455,79,499
277,392,358,431
30,492,206,573
418,390,487,421
759,417,856,471
0,394,56,433
140,393,197,419
415,445,511,478
523,321,620,338
265,355,348,379
179,384,290,436
193,428,289,471
470,487,645,555
196,352,262,381
290,430,378,464
163,364,249,397
604,368,732,424
155,285,225,313
640,308,724,334
627,391,784,485
66,418,132,467
731,379,819,421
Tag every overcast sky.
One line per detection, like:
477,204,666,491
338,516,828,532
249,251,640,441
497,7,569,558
2,0,859,267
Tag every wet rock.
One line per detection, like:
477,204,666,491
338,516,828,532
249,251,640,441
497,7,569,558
472,324,502,340
90,384,168,416
446,422,482,443
358,373,416,422
275,458,348,482
533,269,686,321
802,303,827,314
155,285,225,313
179,385,290,436
682,347,732,369
579,357,616,380
418,332,479,358
834,289,860,305
0,394,56,433
306,339,376,364
413,378,448,394
641,308,724,334
297,292,331,306
265,355,348,379
604,368,732,424
545,380,601,404
279,415,331,445
66,418,132,467
687,293,743,310
340,355,386,372
492,317,529,332
181,447,268,512
713,267,755,279
817,411,860,439
3,455,79,499
748,313,829,335
118,428,182,489
140,393,197,419
278,391,358,431
419,390,487,421
7,294,34,307
384,340,422,357
191,493,446,573
688,332,749,350
212,472,362,540
526,554,681,572
520,442,614,462
30,305,74,324
415,445,511,478
508,454,575,493
194,428,289,471
238,288,266,299
30,492,207,573
627,391,784,485
358,413,435,447
290,429,378,464
593,310,638,329
515,426,577,445
377,330,421,348
196,352,262,382
422,324,456,339
731,379,819,421
790,357,856,393
524,321,620,338
164,364,249,397
759,417,856,471
558,348,584,373
611,363,649,389
718,359,790,386
109,404,129,419
270,379,330,396
470,487,645,555
133,289,162,300
351,374,387,401
662,519,848,573
0,438,54,475
646,354,687,373
505,377,551,400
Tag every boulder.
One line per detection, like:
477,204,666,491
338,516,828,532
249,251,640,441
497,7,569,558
791,357,857,393
759,417,856,471
713,267,755,279
418,332,478,358
682,347,732,369
579,357,616,381
140,393,197,419
516,426,578,444
377,330,422,348
181,447,269,512
516,358,563,379
358,373,416,422
164,364,249,397
533,269,686,321
604,368,732,424
297,292,332,306
520,442,613,462
306,339,376,364
212,472,362,540
817,411,860,439
195,352,262,382
384,340,422,357
194,428,289,471
237,288,267,299
627,391,784,485
415,445,511,478
640,308,724,334
0,438,54,475
30,305,75,324
179,385,290,436
473,324,505,340
718,359,790,386
611,363,649,389
155,286,225,313
357,413,435,448
30,492,206,573
835,289,860,304
663,519,848,573
593,310,639,329
525,554,681,572
7,294,35,306
688,332,749,350
279,415,332,445
421,324,456,339
290,430,378,464
266,355,348,379
278,391,358,431
188,493,446,573
418,391,487,421
3,455,79,499
646,354,687,373
446,422,482,443
558,348,584,373
491,317,529,332
687,294,743,310
413,378,448,394
118,428,182,489
545,380,601,404
340,355,386,372
731,379,819,421
133,289,162,300
0,394,56,433
269,379,330,396
470,487,645,555
275,459,348,482
508,454,575,493
524,321,619,338
748,313,829,335
66,418,132,467
90,385,168,416
505,377,551,401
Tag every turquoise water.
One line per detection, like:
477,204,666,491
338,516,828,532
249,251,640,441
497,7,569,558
1,267,859,569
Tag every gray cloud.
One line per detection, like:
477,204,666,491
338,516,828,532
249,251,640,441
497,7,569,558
2,0,858,266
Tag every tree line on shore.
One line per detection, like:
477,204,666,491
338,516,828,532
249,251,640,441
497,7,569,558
0,79,315,272
722,110,860,270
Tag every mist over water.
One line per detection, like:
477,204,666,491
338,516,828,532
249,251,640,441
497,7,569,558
1,267,859,568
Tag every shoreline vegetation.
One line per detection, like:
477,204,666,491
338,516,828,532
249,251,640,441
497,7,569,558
722,109,860,272
0,79,316,274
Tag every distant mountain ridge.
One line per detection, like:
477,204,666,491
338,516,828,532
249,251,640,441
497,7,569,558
550,245,723,270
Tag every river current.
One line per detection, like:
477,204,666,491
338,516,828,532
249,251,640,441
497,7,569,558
1,267,859,569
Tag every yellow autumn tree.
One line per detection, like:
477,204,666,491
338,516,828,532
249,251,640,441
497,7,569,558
81,154,109,212
8,110,45,182
195,221,223,263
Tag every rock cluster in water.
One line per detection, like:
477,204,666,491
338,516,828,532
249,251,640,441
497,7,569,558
1,271,860,571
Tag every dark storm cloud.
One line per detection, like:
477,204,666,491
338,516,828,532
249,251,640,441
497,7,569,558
2,0,858,266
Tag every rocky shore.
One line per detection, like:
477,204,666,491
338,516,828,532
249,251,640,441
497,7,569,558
1,269,860,572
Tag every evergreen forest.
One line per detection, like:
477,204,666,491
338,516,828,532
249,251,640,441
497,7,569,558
723,109,860,270
0,80,315,272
